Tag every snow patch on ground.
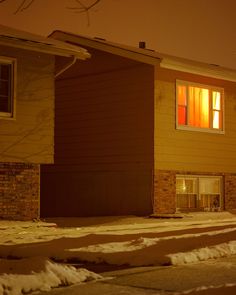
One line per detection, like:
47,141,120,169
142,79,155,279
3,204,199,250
175,282,236,294
168,241,236,265
67,227,236,254
68,237,158,254
63,228,236,266
0,257,102,295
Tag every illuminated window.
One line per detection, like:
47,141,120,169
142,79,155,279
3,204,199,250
0,57,16,118
176,175,222,211
176,81,224,132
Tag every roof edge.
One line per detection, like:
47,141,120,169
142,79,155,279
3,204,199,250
50,30,161,65
50,30,236,82
0,25,90,60
160,57,236,82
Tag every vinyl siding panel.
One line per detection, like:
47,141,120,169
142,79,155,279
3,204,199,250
0,45,54,164
41,51,154,217
154,67,236,173
54,67,153,169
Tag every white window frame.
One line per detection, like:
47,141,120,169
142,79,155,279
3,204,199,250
176,80,225,134
0,56,16,119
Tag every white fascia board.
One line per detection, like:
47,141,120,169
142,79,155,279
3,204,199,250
0,35,90,60
160,58,236,82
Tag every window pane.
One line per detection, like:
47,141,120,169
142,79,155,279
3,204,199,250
199,194,220,208
212,91,221,110
0,64,10,80
177,85,187,105
176,194,197,208
199,178,220,194
0,97,10,112
0,63,12,114
189,87,209,128
176,179,184,194
176,178,197,194
0,80,9,96
213,111,220,129
178,106,187,125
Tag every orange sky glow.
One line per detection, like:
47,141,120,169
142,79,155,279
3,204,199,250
0,0,235,69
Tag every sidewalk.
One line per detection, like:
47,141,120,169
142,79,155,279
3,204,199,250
37,255,236,295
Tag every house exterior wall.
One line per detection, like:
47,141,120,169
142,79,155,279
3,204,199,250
154,66,236,213
0,45,55,220
0,45,55,164
41,51,154,217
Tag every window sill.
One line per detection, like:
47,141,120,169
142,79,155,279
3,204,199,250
176,125,225,134
0,113,15,120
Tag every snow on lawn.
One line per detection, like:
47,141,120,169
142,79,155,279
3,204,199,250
168,240,236,265
62,228,236,266
0,214,236,294
66,227,236,253
0,257,102,295
2,214,236,246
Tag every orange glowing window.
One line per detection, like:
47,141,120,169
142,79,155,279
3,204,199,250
177,81,223,132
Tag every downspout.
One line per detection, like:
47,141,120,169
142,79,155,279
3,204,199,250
55,55,77,78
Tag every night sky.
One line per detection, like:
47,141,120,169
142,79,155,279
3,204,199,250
0,0,235,69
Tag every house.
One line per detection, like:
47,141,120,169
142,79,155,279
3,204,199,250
0,25,90,220
40,31,236,217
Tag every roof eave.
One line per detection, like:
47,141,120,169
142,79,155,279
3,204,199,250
50,30,160,65
160,57,236,82
0,37,91,60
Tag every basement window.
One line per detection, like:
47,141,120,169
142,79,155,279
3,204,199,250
176,80,224,133
176,175,222,211
0,57,16,118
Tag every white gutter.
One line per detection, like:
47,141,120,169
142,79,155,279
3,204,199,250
55,56,77,78
0,34,90,60
160,58,236,82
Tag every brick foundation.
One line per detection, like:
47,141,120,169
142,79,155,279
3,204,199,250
225,174,236,211
153,170,176,214
154,170,236,214
0,162,40,220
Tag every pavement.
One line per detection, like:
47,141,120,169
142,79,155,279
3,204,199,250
37,255,236,295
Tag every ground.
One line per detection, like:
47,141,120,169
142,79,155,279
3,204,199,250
0,212,236,294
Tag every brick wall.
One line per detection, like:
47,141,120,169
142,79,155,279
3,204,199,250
153,170,176,214
225,174,236,211
154,169,236,214
0,162,40,220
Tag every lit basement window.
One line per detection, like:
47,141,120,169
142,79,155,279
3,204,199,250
176,175,222,211
176,80,224,133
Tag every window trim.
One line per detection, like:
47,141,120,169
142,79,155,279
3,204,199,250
0,56,16,119
176,80,225,134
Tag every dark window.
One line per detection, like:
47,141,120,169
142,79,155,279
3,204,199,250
0,61,14,117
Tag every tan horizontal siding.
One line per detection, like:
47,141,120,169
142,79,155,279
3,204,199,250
154,67,236,173
0,45,55,164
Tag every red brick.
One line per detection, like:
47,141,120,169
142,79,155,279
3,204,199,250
0,162,40,220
